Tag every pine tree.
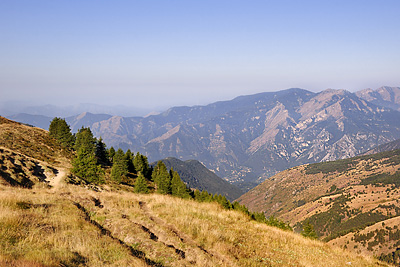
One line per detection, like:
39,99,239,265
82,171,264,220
74,127,96,153
170,169,190,198
71,147,104,184
49,117,75,149
133,152,150,178
200,190,212,202
134,172,149,193
110,148,128,184
95,137,109,166
213,194,231,209
125,149,135,173
108,147,115,163
152,161,171,194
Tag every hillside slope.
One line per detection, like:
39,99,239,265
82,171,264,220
157,157,243,201
238,148,400,263
0,116,70,188
363,138,400,156
0,184,388,267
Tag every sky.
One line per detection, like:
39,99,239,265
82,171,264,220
1,0,400,112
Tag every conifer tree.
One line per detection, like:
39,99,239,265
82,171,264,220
74,127,96,153
95,137,109,165
110,148,128,184
133,152,150,178
108,147,115,163
49,117,75,149
134,172,149,193
152,161,171,194
213,194,231,209
125,149,135,173
72,147,104,184
170,169,190,198
200,190,212,202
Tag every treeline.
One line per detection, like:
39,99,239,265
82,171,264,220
49,117,291,231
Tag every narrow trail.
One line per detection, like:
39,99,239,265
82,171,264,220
49,169,65,188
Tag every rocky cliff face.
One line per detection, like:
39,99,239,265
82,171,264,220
69,88,400,190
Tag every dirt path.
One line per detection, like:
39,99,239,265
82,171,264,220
49,169,66,188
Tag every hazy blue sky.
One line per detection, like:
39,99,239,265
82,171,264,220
1,0,399,110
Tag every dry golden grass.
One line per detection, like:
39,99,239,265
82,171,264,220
3,184,383,267
0,185,146,267
0,117,69,165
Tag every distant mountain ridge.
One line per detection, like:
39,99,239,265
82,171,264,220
1,102,153,118
363,138,400,155
356,86,400,111
155,157,243,201
5,87,400,191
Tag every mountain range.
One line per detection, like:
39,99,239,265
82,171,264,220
5,86,400,191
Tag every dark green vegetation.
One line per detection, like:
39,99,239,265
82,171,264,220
305,148,400,176
299,194,400,242
49,117,75,150
158,157,243,201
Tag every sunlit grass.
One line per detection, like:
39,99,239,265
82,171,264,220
0,184,391,266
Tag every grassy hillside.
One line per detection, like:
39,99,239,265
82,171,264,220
0,184,388,267
0,116,71,188
238,149,400,264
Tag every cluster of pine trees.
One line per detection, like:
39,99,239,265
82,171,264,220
49,117,291,231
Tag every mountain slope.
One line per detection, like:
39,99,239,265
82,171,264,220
356,86,400,111
7,113,53,130
363,138,400,155
0,184,388,266
0,116,70,187
238,148,400,263
157,157,243,201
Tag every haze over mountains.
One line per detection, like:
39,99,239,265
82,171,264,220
5,86,400,191
1,102,155,118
